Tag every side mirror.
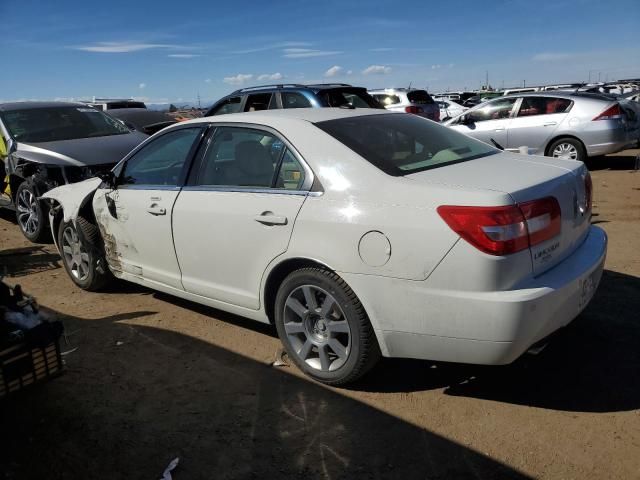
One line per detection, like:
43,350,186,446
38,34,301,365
97,170,117,189
458,114,469,125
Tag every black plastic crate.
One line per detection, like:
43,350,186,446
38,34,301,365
0,322,63,398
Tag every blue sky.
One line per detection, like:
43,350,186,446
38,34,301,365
2,0,639,105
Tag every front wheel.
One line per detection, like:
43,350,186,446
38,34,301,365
547,137,586,162
15,180,49,242
58,217,112,291
274,268,380,386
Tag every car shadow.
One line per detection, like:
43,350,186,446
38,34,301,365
585,153,639,171
0,245,61,277
0,309,531,480
111,267,640,414
353,270,640,413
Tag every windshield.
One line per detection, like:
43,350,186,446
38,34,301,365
1,106,131,143
315,113,498,176
319,89,384,109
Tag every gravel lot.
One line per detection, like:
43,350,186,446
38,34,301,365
1,150,639,479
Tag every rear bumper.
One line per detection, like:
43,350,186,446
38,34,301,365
342,226,607,365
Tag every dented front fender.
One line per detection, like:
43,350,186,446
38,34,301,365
41,177,102,223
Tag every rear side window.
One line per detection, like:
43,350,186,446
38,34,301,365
407,90,435,105
244,93,273,112
315,114,497,176
517,97,573,117
282,92,312,109
319,89,383,108
373,94,401,106
210,96,242,115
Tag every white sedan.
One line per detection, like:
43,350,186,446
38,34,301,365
43,108,607,385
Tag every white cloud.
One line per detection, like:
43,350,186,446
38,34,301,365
362,65,392,75
370,47,395,52
347,70,353,75
223,73,253,86
232,41,311,55
324,65,343,77
73,41,178,53
532,52,572,61
205,78,212,83
139,83,146,89
257,72,284,81
283,48,342,58
168,54,200,58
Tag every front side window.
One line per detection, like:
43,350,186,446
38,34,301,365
211,96,242,115
1,106,130,143
121,128,201,186
316,114,497,176
517,97,573,117
282,92,312,109
198,127,307,190
466,98,517,123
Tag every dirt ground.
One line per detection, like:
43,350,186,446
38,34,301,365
1,151,639,480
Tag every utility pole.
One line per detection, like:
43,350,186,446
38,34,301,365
485,70,489,90
197,92,201,109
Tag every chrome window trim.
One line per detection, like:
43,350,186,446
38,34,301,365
181,185,313,196
117,185,181,191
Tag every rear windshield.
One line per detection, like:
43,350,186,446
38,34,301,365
373,94,401,106
407,90,435,104
318,88,384,109
1,106,131,143
315,114,497,176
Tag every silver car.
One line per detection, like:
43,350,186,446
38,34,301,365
444,92,639,161
369,88,440,121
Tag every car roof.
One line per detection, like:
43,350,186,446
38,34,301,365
0,101,89,112
187,107,393,126
228,83,358,96
501,91,617,102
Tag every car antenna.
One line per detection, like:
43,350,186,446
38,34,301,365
408,81,412,89
490,138,504,150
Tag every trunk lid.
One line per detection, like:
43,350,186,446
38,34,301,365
406,151,592,275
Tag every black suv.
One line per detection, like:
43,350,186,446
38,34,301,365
205,83,383,116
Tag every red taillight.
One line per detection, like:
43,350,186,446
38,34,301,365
437,197,561,256
593,104,622,120
405,106,424,114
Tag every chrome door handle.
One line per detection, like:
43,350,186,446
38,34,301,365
147,204,166,216
254,213,288,226
494,127,505,132
543,122,558,126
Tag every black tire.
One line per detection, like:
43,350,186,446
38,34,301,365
15,180,49,242
547,137,586,162
274,267,381,386
58,216,112,291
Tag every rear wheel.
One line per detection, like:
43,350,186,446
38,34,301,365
547,137,586,162
58,216,112,291
274,267,380,385
15,180,49,242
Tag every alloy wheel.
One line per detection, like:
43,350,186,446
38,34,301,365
283,285,351,372
552,142,578,160
61,225,91,281
16,188,39,235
